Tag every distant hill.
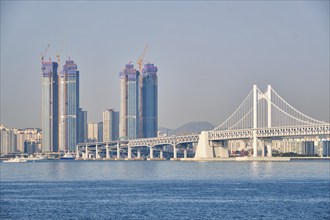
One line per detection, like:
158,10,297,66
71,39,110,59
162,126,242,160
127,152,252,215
159,122,215,136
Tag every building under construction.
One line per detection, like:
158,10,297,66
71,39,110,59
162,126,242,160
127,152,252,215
119,62,158,140
59,59,80,152
41,61,59,152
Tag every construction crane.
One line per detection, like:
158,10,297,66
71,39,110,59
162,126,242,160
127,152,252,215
41,44,51,63
137,45,148,138
137,44,148,73
56,39,66,66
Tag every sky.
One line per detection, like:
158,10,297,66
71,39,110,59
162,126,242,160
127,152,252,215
1,1,329,130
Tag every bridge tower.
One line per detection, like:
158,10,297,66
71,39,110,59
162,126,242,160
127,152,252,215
253,84,272,157
253,85,258,157
266,85,273,157
267,85,272,128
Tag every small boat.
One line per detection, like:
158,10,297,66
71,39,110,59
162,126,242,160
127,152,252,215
60,152,75,160
26,154,48,162
3,157,27,163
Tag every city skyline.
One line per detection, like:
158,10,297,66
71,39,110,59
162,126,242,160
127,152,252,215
1,1,329,130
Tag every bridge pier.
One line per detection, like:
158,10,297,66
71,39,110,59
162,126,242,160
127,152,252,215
128,147,132,159
137,148,141,159
95,144,100,159
150,147,154,159
195,131,214,158
85,145,89,159
105,144,110,159
267,144,272,157
160,149,163,159
173,145,177,159
117,141,120,159
184,149,187,159
76,146,79,159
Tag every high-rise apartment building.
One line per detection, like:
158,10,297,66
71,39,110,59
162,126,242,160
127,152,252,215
77,108,87,144
87,122,98,142
119,64,140,139
0,124,17,155
59,59,80,152
41,61,59,152
16,128,42,152
141,63,158,138
323,141,330,156
98,122,103,142
103,109,119,141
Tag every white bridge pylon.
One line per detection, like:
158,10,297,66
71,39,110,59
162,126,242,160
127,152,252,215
195,84,329,158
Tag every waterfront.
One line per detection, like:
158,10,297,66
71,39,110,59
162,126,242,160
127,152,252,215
1,161,329,219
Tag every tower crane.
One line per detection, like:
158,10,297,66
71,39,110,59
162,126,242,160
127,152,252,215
56,39,66,67
137,44,148,138
41,44,51,63
137,44,148,73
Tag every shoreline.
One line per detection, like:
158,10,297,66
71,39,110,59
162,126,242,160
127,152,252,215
1,157,330,162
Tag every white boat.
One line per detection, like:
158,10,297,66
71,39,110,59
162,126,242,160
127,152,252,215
3,157,27,163
60,152,75,160
26,154,48,162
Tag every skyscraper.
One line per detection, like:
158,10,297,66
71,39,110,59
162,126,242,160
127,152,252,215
41,61,59,152
141,63,158,138
59,59,80,152
98,122,103,142
119,64,140,139
77,108,87,144
103,109,120,142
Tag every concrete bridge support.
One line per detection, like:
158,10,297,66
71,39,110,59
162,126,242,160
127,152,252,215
184,149,187,159
267,144,272,157
117,141,120,159
105,145,110,159
137,148,141,159
173,145,177,159
150,147,154,159
213,141,229,158
95,144,100,159
195,131,214,158
76,146,79,159
160,149,163,159
85,145,89,159
128,147,132,159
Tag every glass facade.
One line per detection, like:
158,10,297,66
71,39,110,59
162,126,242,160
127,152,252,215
119,64,139,139
142,63,158,138
41,62,59,152
60,60,79,151
77,108,87,144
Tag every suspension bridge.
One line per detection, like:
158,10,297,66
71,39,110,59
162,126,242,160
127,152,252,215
76,85,330,160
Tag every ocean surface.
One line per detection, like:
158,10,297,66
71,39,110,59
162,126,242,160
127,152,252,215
0,160,329,219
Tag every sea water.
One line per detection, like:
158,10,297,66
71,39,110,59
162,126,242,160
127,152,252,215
1,160,329,219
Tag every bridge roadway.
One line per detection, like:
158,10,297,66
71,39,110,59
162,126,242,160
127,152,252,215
76,124,330,160
76,134,199,160
209,124,330,140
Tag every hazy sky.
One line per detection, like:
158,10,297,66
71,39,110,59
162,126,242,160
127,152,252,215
1,1,329,129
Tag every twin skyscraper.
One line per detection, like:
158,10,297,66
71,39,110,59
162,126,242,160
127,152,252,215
119,62,158,140
41,58,82,153
41,57,158,153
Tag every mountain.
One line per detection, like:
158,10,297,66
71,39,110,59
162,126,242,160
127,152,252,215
158,121,215,136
